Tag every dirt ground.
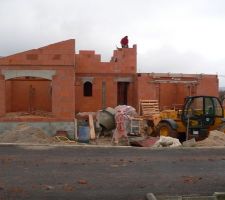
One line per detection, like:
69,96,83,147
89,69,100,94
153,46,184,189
0,123,225,147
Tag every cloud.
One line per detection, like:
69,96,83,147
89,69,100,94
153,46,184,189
0,0,225,86
138,45,225,86
139,45,206,72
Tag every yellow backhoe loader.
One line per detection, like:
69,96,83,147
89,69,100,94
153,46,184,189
153,96,225,140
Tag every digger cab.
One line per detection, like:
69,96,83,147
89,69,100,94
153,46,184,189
181,96,224,139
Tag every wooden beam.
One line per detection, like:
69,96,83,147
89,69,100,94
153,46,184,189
89,114,96,140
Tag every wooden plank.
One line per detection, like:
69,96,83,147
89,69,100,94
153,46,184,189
88,114,96,140
139,99,160,116
74,118,78,140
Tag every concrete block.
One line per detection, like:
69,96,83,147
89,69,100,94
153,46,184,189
147,194,219,200
156,196,183,200
182,138,196,147
182,196,216,200
214,192,225,200
146,193,157,200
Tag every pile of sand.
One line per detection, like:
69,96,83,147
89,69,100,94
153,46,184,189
196,130,225,147
0,123,56,144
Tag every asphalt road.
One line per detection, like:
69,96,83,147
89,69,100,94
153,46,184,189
0,144,225,200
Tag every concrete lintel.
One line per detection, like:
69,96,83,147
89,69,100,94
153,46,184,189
150,80,198,84
146,193,223,200
81,77,94,83
146,73,204,79
115,77,133,82
1,70,56,80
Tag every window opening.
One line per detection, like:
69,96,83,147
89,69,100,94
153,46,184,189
83,81,92,96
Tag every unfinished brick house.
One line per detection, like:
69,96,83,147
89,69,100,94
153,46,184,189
0,39,219,137
75,40,218,112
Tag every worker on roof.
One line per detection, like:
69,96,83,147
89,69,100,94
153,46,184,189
120,36,129,48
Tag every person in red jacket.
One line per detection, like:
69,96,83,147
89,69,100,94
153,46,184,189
120,36,129,48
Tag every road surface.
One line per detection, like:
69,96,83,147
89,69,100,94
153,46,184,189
0,144,225,199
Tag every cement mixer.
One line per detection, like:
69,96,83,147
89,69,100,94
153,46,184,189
96,107,116,131
96,106,137,136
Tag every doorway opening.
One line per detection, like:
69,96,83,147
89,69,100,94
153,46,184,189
117,82,129,105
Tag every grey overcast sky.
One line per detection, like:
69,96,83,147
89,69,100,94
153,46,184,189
1,0,225,87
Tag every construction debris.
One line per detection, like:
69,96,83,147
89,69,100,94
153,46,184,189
152,136,182,148
182,138,196,147
54,135,76,143
129,137,159,147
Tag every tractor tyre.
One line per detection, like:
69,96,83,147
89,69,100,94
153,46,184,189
156,122,178,138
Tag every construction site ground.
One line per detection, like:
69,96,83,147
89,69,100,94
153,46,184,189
0,123,225,148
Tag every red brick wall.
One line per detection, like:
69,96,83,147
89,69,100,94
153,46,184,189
0,39,76,120
0,39,220,118
196,75,219,97
75,76,118,113
136,74,157,100
75,45,137,113
75,75,136,113
127,81,136,106
136,73,219,110
0,75,5,116
0,39,75,66
52,68,75,119
5,80,12,112
75,45,137,74
75,77,103,113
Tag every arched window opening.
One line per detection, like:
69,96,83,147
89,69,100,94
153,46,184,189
83,81,92,96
